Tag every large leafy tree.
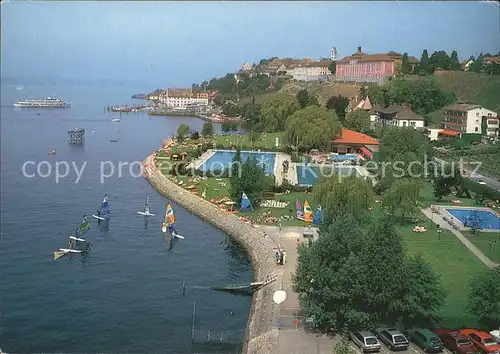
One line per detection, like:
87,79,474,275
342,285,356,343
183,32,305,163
201,121,214,138
433,164,462,200
325,95,349,122
401,53,411,75
294,216,445,332
313,175,374,224
428,50,452,72
383,178,421,221
344,109,371,132
260,93,299,132
467,270,500,328
176,123,190,141
229,150,268,206
450,50,461,70
285,106,341,151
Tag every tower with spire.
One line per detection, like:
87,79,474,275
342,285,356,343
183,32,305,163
331,47,338,61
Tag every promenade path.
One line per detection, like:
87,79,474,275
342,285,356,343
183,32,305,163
421,207,498,269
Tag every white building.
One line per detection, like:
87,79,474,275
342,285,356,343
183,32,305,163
371,105,425,128
287,60,331,82
159,89,209,109
441,104,499,136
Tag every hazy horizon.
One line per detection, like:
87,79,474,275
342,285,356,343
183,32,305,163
1,1,499,88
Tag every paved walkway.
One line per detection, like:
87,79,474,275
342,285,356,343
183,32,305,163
421,207,498,269
258,225,340,354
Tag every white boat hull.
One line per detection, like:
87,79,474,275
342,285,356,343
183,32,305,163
92,215,106,220
59,248,82,253
69,236,87,242
137,211,155,216
173,234,185,239
161,226,167,233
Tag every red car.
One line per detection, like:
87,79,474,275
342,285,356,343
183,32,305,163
461,329,500,354
434,329,477,354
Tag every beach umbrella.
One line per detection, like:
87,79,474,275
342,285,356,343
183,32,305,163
273,290,287,304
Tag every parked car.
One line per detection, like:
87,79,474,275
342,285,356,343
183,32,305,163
490,331,500,344
349,331,381,353
375,328,409,351
407,328,444,353
461,329,500,354
434,328,477,354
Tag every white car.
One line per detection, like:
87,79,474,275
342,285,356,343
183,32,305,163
491,330,500,343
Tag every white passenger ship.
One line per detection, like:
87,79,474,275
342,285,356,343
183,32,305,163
13,97,71,108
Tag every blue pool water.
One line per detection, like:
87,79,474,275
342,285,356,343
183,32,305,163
330,154,359,161
200,150,276,175
446,208,500,230
296,165,360,186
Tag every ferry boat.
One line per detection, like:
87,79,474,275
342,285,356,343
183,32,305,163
13,97,71,108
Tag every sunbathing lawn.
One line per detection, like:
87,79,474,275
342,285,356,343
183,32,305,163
212,132,285,150
419,182,478,208
462,231,500,264
395,212,486,328
167,176,313,226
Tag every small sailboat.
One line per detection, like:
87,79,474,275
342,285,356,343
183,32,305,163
53,237,83,260
137,196,155,216
92,194,110,220
79,215,90,235
161,204,184,239
111,117,120,122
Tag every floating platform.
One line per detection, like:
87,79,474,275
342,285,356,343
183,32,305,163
68,128,85,144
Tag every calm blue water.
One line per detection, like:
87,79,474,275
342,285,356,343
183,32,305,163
329,153,358,161
446,208,500,230
0,78,252,353
296,165,360,186
199,150,276,175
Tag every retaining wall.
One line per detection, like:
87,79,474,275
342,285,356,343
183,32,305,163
142,152,281,353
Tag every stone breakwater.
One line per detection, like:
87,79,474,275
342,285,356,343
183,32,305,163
142,153,281,353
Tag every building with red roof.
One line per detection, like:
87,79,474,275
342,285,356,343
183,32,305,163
332,128,379,158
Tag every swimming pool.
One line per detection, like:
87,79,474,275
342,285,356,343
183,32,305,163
329,154,359,162
199,150,277,175
296,164,360,186
445,208,500,230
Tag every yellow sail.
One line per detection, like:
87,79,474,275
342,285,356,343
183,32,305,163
53,251,67,260
165,204,175,226
303,201,313,223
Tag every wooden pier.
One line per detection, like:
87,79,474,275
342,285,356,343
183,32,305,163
68,128,85,144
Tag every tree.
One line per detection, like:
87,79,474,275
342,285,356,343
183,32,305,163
229,121,239,132
325,95,349,122
470,53,484,73
329,61,336,75
222,102,240,117
176,124,190,142
285,106,342,151
481,116,488,136
229,151,268,207
241,103,261,126
433,164,461,200
260,93,299,132
344,109,371,132
221,121,231,133
467,270,500,327
313,174,374,224
401,53,411,75
190,131,200,140
293,216,445,332
201,121,214,138
450,50,461,70
383,178,421,221
296,89,310,109
428,51,452,72
418,49,430,75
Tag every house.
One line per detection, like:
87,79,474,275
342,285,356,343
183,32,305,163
346,96,373,113
287,60,331,81
241,62,253,72
159,88,209,108
483,56,500,65
461,59,475,71
440,104,499,136
370,104,425,128
336,47,419,84
331,128,379,158
427,128,461,141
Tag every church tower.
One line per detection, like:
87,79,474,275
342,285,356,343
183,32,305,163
330,47,338,61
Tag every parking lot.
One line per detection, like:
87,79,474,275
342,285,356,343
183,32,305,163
347,339,454,354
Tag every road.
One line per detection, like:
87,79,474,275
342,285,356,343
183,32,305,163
434,157,500,191
259,225,438,354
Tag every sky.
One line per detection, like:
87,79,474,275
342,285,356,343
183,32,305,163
1,1,499,87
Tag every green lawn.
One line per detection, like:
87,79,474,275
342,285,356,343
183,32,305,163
419,181,478,207
462,231,500,264
213,132,285,150
394,214,487,328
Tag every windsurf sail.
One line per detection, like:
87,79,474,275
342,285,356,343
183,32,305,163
303,201,313,223
100,194,110,217
240,192,253,212
79,216,89,233
295,199,304,220
313,205,322,225
162,204,176,231
145,196,150,214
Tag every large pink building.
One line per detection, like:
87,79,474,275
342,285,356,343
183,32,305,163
336,47,419,84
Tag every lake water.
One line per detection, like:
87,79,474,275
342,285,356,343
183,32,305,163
0,78,252,353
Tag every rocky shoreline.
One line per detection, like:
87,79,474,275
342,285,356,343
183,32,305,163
142,152,282,353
